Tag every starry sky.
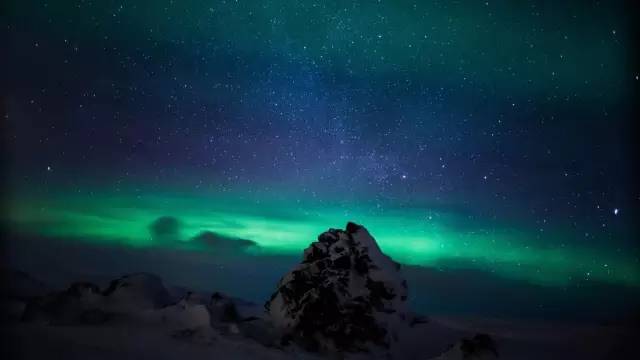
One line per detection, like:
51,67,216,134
2,1,640,315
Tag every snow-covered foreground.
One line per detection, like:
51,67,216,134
2,309,636,359
2,321,310,360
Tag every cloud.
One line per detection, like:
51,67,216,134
191,231,258,252
147,217,257,255
149,216,182,243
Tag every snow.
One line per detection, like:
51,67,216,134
1,322,318,360
153,300,211,329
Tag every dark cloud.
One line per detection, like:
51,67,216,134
149,216,182,243
147,217,257,254
191,231,258,252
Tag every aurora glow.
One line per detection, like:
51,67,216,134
7,187,638,287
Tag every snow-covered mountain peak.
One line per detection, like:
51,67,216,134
266,222,409,352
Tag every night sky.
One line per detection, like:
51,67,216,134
3,1,640,315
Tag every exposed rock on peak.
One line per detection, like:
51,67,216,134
265,222,409,352
345,221,362,234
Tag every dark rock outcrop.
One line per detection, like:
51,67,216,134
265,222,409,352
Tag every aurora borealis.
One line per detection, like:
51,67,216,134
3,0,639,316
7,188,640,288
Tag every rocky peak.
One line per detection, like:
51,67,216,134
266,222,409,352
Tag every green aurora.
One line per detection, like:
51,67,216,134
6,188,638,288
